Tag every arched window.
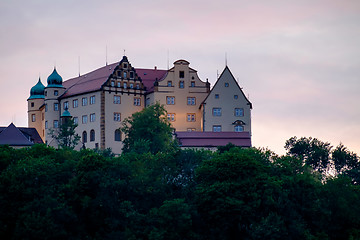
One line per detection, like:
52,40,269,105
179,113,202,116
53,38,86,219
90,129,95,142
234,125,244,132
82,131,87,143
114,129,121,141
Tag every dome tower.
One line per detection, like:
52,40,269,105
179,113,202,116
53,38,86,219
27,78,45,142
44,67,66,147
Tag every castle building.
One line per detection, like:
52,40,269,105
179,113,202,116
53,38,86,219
27,56,252,153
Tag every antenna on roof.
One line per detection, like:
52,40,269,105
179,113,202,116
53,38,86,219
106,45,108,66
167,49,169,70
225,52,227,66
123,49,126,56
78,56,81,77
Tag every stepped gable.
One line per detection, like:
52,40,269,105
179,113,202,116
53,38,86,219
61,63,167,98
0,123,34,146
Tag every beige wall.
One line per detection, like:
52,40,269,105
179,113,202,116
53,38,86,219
60,91,102,150
203,67,251,133
27,98,45,142
149,60,209,131
44,87,65,147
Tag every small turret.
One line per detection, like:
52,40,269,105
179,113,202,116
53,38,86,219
47,68,63,87
28,78,45,100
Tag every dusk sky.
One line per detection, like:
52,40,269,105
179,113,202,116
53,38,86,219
0,0,359,155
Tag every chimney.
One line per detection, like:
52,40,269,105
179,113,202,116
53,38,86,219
154,66,157,70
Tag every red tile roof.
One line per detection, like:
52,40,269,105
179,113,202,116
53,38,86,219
175,131,251,148
61,62,167,98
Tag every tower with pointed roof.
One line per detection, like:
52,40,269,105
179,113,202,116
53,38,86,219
27,78,45,142
44,68,65,146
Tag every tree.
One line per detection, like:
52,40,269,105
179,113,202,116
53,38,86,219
285,136,332,174
120,103,177,154
50,118,80,149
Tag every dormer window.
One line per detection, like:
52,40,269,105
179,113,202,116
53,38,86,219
191,81,195,87
179,71,184,78
123,63,128,68
225,82,229,87
167,81,172,87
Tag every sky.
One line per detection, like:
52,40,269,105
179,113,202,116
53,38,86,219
0,0,359,155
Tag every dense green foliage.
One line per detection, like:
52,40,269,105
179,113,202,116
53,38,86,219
0,140,359,239
120,103,177,154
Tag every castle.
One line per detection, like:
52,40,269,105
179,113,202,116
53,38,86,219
27,56,252,154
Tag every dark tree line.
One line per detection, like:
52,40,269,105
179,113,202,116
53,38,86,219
0,141,359,240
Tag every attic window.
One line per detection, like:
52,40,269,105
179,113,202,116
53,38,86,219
130,71,134,79
123,63,128,68
179,71,184,78
225,82,229,87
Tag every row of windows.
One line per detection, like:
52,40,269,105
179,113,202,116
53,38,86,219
166,96,197,105
215,94,239,99
212,108,244,117
212,125,244,132
167,80,196,88
62,95,96,110
167,113,196,122
114,96,141,106
116,70,134,79
45,120,59,129
111,81,139,89
82,129,122,143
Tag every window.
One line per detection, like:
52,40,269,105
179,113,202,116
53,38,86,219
166,96,175,105
90,113,96,122
45,104,48,112
179,71,184,78
31,114,35,122
114,112,121,121
179,81,184,89
54,120,59,128
136,84,140,89
235,125,244,132
123,82,127,89
215,94,219,99
124,72,127,79
130,83,134,89
123,63,128,68
134,97,141,106
130,71,134,79
111,81,115,87
167,81,172,87
114,95,121,104
187,113,196,122
31,102,34,107
225,82,229,87
42,113,44,120
82,131,87,143
45,121,48,129
90,129,95,142
45,91,47,97
54,90,58,96
90,96,95,105
146,98,150,107
234,95,238,99
235,108,244,117
167,113,175,122
115,129,121,141
187,97,196,105
190,81,195,87
213,125,221,132
117,81,121,87
73,99,78,108
187,128,196,132
63,101,69,110
54,103,59,111
73,117,78,125
82,115,88,124
82,97,88,106
212,108,222,116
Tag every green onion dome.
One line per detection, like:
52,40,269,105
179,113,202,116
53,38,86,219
61,108,72,118
28,78,45,100
47,68,63,87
